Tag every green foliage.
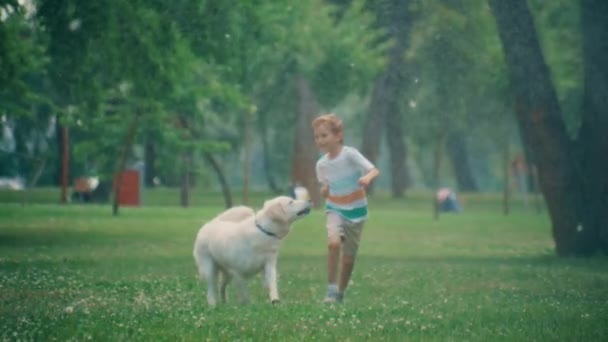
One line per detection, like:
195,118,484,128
33,0,244,182
250,0,387,108
529,0,583,138
244,0,388,186
0,0,592,194
0,2,50,116
0,2,57,182
1,199,607,340
403,0,514,189
406,0,508,139
311,0,390,107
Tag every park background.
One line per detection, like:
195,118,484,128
1,0,607,340
2,0,606,255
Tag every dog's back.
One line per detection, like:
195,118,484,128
212,206,255,223
193,206,254,264
193,206,256,280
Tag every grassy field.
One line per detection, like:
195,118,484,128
1,189,607,341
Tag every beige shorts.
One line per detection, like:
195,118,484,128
326,211,365,256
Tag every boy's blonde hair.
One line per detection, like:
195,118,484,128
312,113,344,143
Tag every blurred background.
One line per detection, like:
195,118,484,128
1,0,606,254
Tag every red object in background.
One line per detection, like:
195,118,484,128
114,170,140,206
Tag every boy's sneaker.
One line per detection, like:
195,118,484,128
323,286,343,304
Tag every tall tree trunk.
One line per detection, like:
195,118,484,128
60,126,69,204
203,152,232,209
489,0,594,255
503,132,511,215
260,112,281,194
144,139,156,187
183,112,233,209
291,75,321,207
242,109,255,205
386,116,409,197
384,0,412,198
446,131,478,192
112,112,140,216
180,153,191,208
361,75,388,166
362,0,412,196
261,130,281,194
432,133,443,220
578,0,608,253
53,120,61,186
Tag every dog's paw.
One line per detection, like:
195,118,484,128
271,299,280,305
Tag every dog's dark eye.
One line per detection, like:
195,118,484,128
289,200,294,205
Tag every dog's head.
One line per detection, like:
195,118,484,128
262,196,312,226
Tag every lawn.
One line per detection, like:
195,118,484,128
1,190,607,341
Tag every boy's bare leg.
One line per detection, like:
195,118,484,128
327,240,341,284
339,254,355,293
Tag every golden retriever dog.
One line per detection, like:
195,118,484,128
193,196,311,305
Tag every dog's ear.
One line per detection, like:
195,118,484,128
265,201,288,223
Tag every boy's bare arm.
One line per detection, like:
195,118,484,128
358,168,380,188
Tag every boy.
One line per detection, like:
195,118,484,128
312,113,380,303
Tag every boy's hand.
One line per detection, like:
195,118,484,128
358,176,371,188
320,183,329,197
358,168,379,189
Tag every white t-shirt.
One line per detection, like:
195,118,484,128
315,146,375,222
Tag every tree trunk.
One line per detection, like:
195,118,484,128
242,110,253,205
385,115,409,197
291,75,321,207
112,112,140,216
144,139,156,187
362,0,412,196
432,134,443,220
489,0,596,255
60,126,69,204
578,0,608,253
361,75,388,167
180,153,191,208
446,131,478,192
503,133,511,215
54,119,62,186
23,156,48,206
204,152,232,209
260,112,281,194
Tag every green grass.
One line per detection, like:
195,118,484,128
1,192,607,341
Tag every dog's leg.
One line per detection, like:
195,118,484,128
232,274,249,304
206,263,219,306
264,258,280,304
219,270,231,303
196,254,219,306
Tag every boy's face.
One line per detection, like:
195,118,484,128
314,123,342,153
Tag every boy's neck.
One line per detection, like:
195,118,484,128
327,145,343,159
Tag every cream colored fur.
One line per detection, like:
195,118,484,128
193,196,311,305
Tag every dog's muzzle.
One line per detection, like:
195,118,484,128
297,206,311,216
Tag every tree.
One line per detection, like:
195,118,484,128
446,131,478,192
233,0,387,206
361,0,412,197
1,1,56,193
36,0,221,213
577,0,608,253
489,0,608,255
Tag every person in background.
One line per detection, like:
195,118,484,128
436,187,462,213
